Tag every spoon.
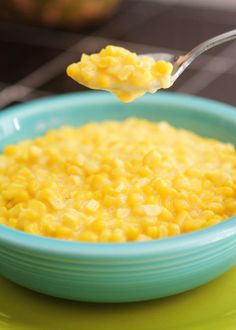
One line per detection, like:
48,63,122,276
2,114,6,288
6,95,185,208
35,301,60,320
145,29,236,86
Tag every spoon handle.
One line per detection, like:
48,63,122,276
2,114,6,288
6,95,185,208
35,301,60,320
188,29,236,60
174,29,236,80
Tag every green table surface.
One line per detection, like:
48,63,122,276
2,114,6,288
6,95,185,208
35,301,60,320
0,266,235,330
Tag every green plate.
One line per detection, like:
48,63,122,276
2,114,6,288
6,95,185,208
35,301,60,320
1,266,235,330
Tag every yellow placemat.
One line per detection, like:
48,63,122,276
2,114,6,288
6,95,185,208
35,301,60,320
1,266,236,330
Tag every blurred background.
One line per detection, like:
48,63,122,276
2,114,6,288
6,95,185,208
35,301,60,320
0,0,236,110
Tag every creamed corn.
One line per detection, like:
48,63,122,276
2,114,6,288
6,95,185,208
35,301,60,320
67,45,173,102
0,119,236,242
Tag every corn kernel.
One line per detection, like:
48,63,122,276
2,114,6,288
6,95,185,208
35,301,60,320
55,226,73,239
139,204,162,216
146,226,159,239
124,224,140,240
110,229,126,243
84,199,100,213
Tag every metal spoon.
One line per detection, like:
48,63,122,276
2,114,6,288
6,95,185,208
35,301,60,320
145,29,236,86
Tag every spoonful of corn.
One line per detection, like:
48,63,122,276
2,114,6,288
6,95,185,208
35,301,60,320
67,29,236,103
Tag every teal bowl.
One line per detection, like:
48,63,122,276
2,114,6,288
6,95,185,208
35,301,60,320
0,92,236,303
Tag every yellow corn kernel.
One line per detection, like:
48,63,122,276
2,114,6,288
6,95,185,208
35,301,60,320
139,204,162,216
175,211,191,227
202,210,215,220
124,224,140,241
8,217,18,228
118,65,134,80
24,223,40,235
96,56,117,68
217,187,234,197
91,219,106,233
136,234,152,242
152,179,171,196
27,200,47,213
63,209,81,228
2,184,26,200
109,229,126,243
182,219,204,232
20,208,38,222
158,224,169,238
116,208,130,218
79,231,98,242
143,151,161,169
225,200,236,213
55,226,74,239
84,199,100,214
208,202,224,213
96,76,110,88
4,145,17,156
175,199,189,212
90,174,111,190
37,189,64,210
153,60,172,77
103,195,123,208
138,166,152,177
168,223,181,236
128,193,144,206
146,226,159,239
41,215,58,235
0,206,7,217
99,229,112,242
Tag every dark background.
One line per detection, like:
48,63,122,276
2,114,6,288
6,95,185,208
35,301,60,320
1,0,236,110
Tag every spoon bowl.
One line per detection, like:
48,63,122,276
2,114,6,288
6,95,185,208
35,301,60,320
142,29,236,88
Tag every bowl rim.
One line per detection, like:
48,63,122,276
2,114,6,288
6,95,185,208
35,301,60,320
0,91,236,258
1,91,236,121
1,217,236,257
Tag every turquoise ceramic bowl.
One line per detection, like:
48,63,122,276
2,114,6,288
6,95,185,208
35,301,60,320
0,92,236,303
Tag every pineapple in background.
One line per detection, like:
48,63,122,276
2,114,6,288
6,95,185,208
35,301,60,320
2,0,121,28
